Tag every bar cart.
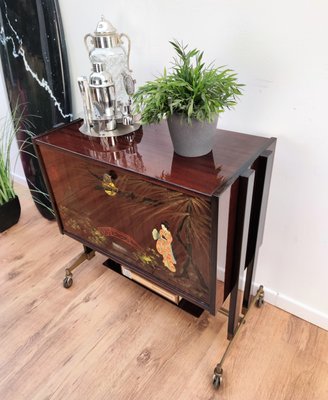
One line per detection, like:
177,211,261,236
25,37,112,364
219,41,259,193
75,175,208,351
34,119,276,389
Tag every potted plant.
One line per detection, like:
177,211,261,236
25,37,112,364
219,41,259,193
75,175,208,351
133,40,243,157
0,104,27,232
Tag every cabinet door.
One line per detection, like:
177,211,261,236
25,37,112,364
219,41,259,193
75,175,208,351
40,146,214,308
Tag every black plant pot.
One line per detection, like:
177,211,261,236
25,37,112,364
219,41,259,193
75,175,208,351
0,196,21,233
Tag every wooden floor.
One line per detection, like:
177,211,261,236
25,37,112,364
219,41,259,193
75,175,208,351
1,185,327,400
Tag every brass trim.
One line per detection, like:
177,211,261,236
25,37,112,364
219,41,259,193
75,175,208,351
214,285,265,378
64,249,96,276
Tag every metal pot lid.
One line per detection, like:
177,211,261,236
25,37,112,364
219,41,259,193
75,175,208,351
95,15,116,35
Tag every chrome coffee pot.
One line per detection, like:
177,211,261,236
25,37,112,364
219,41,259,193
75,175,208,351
78,62,116,135
78,62,137,137
84,15,135,120
84,15,131,70
77,16,138,137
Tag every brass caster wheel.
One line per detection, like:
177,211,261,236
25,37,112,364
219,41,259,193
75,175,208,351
256,297,264,307
63,275,73,289
256,286,264,308
213,365,223,389
212,373,223,389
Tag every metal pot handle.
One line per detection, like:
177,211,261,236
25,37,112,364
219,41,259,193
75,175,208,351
120,33,132,72
84,33,94,56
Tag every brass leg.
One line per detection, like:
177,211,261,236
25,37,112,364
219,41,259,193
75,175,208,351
212,285,264,389
256,285,265,307
63,247,95,288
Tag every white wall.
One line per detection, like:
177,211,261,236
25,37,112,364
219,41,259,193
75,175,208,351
59,0,328,330
2,0,327,329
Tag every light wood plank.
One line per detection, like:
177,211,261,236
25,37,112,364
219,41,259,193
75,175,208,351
0,184,327,400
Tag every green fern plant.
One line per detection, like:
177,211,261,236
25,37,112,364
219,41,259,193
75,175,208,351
0,102,55,217
133,40,243,125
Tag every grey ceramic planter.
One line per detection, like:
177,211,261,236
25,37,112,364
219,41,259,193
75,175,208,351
167,114,218,157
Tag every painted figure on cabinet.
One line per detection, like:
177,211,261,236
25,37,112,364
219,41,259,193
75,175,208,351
152,222,177,272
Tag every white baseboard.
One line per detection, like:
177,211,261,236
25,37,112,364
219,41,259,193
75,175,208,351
217,267,328,331
13,172,27,187
259,285,328,331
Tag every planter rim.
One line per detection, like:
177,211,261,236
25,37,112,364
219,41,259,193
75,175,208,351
167,113,219,124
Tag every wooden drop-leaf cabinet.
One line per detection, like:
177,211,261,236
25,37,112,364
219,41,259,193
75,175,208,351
34,120,276,387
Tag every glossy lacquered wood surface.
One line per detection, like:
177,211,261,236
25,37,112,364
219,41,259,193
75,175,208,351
38,145,214,309
36,119,276,196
